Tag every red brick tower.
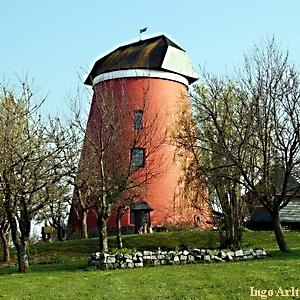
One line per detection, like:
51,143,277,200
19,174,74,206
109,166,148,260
69,34,212,234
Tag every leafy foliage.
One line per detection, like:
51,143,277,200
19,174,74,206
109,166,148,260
0,76,77,271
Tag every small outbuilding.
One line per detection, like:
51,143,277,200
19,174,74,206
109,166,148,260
248,171,300,229
130,200,154,234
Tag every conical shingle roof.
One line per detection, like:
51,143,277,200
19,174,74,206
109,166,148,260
85,34,198,85
130,200,154,211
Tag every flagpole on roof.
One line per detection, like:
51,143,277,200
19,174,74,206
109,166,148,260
140,27,147,40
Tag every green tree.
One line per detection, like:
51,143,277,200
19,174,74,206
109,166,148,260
173,83,248,248
35,181,71,241
0,204,10,262
0,77,75,271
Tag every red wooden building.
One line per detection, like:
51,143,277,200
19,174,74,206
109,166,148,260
69,34,212,236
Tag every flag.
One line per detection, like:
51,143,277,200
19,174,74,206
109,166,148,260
140,27,147,34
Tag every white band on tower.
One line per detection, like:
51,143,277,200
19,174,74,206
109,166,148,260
93,69,189,87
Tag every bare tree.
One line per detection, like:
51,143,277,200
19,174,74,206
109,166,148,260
70,78,166,251
179,37,300,252
69,184,95,239
236,37,300,252
114,192,141,249
0,77,76,272
63,86,96,239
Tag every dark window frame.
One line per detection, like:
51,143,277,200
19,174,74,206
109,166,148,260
131,148,145,167
134,110,143,129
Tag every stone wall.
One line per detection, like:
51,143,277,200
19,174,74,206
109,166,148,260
88,248,268,270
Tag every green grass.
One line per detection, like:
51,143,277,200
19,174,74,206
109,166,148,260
1,230,300,299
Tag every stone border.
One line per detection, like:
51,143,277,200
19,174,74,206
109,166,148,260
88,248,268,270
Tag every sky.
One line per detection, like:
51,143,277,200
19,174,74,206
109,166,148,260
1,0,300,116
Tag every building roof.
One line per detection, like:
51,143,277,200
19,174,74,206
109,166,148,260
275,170,300,195
130,200,154,211
85,34,198,86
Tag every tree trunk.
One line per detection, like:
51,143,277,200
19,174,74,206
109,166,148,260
116,207,123,249
0,227,10,262
16,241,29,272
217,190,244,249
10,217,30,272
270,210,290,252
81,209,89,239
97,214,108,252
5,204,31,272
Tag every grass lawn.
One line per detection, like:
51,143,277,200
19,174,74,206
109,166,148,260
1,229,300,299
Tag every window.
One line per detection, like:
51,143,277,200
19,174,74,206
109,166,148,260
131,148,145,167
134,110,143,129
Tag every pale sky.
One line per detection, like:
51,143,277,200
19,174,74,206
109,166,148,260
1,0,300,115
